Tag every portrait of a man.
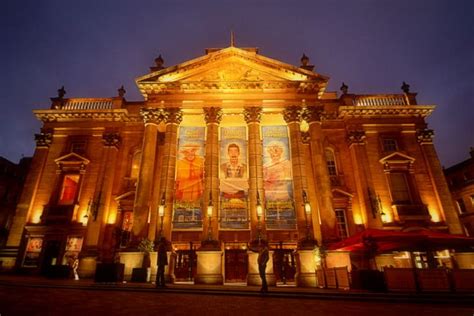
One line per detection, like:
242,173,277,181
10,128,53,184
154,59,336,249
220,143,247,178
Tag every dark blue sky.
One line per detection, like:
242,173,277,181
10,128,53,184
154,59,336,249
1,0,473,166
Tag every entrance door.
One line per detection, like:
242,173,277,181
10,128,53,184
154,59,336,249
225,249,248,282
41,240,61,275
273,249,296,283
174,249,196,281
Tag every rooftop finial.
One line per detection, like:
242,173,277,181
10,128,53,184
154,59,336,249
401,81,410,93
230,30,235,47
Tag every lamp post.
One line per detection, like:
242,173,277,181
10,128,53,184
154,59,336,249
256,192,264,242
158,192,165,237
303,190,312,238
206,192,213,241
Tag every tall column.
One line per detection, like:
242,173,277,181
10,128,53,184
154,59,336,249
417,129,463,234
347,130,381,228
303,106,337,242
282,106,308,240
133,108,163,242
243,107,264,241
3,132,51,264
158,108,182,240
202,107,222,243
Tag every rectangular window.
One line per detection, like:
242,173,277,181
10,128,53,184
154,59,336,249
58,174,80,205
335,209,349,239
389,173,412,204
457,199,467,214
383,138,398,152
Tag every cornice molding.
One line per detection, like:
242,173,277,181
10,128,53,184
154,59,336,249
34,109,130,122
338,105,434,118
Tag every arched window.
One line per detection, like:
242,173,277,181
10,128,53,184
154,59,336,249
325,148,337,176
130,151,141,179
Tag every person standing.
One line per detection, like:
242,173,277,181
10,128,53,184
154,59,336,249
258,243,270,293
156,237,168,288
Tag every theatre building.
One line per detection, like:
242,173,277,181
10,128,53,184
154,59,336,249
1,42,472,287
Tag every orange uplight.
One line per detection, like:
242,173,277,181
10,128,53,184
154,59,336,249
353,213,363,225
30,209,42,224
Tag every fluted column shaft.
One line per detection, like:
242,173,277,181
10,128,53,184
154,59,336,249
202,107,222,241
159,108,182,240
283,106,308,239
133,108,162,241
303,107,337,241
244,107,264,240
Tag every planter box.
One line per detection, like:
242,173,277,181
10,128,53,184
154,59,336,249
95,263,125,283
131,267,150,282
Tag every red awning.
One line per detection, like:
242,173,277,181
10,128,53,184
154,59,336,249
328,229,474,253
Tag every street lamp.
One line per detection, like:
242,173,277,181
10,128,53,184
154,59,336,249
158,192,165,236
256,192,264,241
206,192,213,241
302,190,313,240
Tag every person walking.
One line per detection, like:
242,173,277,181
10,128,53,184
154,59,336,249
156,237,168,288
258,243,269,293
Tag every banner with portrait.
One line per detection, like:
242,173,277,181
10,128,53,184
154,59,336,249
262,126,296,230
219,126,249,229
23,237,43,267
173,126,205,229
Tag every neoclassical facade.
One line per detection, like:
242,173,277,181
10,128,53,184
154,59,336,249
0,44,464,285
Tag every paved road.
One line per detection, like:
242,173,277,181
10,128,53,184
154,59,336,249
0,284,472,316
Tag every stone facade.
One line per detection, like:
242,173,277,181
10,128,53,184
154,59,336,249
0,45,463,283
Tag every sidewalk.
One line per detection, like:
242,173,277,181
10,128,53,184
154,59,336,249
0,274,473,305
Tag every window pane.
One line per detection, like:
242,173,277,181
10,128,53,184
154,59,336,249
58,175,80,205
335,209,348,239
389,173,411,203
325,149,337,176
383,139,397,152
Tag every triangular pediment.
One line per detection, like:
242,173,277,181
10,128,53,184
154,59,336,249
332,188,354,199
54,152,90,165
379,152,415,164
136,46,329,98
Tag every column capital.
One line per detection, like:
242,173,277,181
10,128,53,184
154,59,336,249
102,132,121,148
140,108,163,125
301,131,310,144
34,132,53,148
283,106,303,124
302,106,324,123
203,107,223,124
163,108,183,124
347,130,366,145
416,128,434,144
243,107,262,124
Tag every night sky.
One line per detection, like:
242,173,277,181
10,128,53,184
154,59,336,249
1,0,473,167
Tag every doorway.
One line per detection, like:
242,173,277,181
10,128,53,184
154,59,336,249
273,248,296,284
225,249,248,283
40,240,61,275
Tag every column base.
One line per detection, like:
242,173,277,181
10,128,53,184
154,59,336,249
194,250,223,285
247,272,276,286
247,250,276,286
0,247,19,272
295,272,317,287
78,256,97,278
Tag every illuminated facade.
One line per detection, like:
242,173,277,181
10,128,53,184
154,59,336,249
0,43,465,285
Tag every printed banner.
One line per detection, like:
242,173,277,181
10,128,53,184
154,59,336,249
262,126,296,230
173,126,205,229
219,127,249,229
23,237,43,267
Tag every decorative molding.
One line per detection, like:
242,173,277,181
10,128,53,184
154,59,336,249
283,106,303,123
416,128,434,144
302,106,324,123
338,106,434,118
203,107,223,124
34,110,130,122
347,130,366,145
243,107,262,123
163,108,183,124
34,132,53,148
102,132,121,148
140,108,163,125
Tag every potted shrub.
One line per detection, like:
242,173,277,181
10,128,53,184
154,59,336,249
131,238,154,282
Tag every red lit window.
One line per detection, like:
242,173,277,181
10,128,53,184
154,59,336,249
58,175,80,205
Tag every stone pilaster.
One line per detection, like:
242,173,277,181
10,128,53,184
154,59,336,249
303,106,337,242
347,130,381,228
203,107,222,242
416,129,463,233
158,108,183,240
6,133,52,249
84,132,121,256
282,106,309,239
132,108,163,242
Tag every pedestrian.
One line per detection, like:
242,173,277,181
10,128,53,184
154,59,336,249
156,237,168,288
258,243,269,293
